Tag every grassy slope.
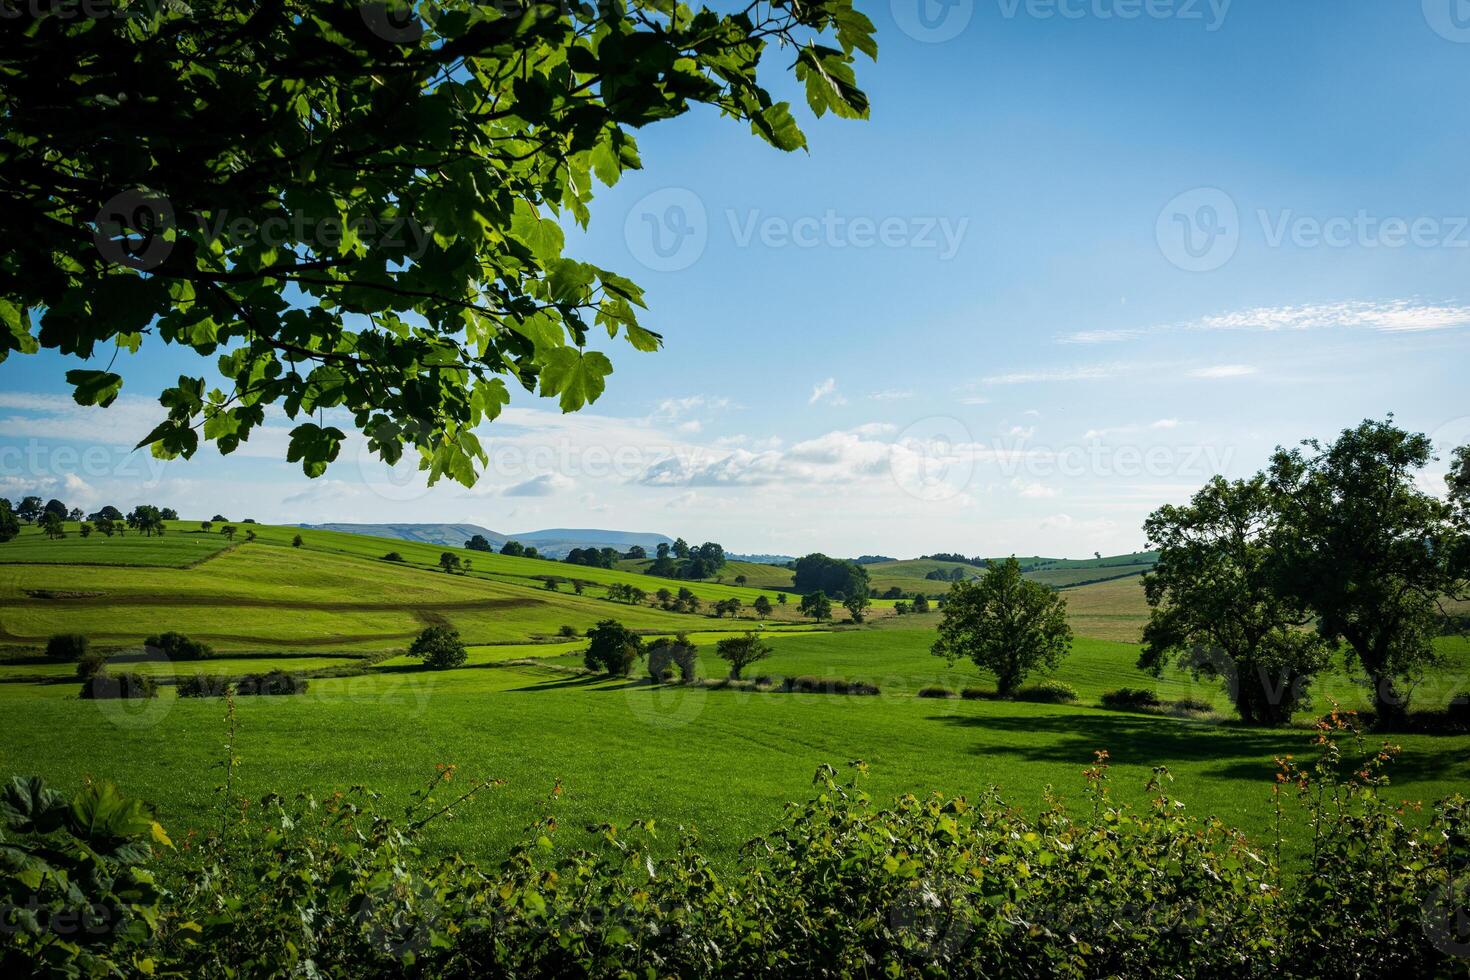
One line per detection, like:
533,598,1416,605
2,525,1465,869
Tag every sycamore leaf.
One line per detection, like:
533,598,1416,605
538,347,612,412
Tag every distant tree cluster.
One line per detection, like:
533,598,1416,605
792,554,870,602
565,546,621,569
607,583,647,605
0,496,182,542
921,553,991,568
499,540,541,559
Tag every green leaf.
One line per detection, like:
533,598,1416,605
66,369,124,408
538,348,612,412
286,423,346,478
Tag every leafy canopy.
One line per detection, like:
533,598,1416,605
2,0,874,484
932,557,1072,697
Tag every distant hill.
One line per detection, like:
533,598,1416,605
296,523,672,559
728,553,796,565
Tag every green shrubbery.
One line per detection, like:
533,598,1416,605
917,685,957,698
1012,680,1079,704
177,674,232,699
79,671,157,700
646,635,697,684
781,675,880,696
235,671,309,696
2,717,1465,976
1101,687,1163,710
44,633,87,662
144,631,214,661
407,626,468,670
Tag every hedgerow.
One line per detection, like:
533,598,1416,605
2,713,1466,976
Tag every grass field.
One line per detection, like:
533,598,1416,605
1,521,1465,870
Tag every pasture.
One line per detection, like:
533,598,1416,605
1,523,1466,867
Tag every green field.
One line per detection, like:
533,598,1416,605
1,522,1465,869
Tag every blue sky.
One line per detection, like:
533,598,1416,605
4,0,1470,557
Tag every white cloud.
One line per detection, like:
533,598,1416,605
868,389,914,401
1057,299,1470,344
982,364,1130,385
808,377,847,406
1013,479,1058,499
1187,364,1258,379
503,473,574,497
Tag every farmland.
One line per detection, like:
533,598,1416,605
1,522,1466,868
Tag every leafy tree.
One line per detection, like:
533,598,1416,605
79,522,92,538
439,551,462,574
382,551,404,562
715,632,772,680
911,594,931,614
210,514,228,523
40,512,65,539
792,554,870,599
656,542,671,560
407,626,468,670
894,601,909,616
16,496,42,524
1268,419,1469,724
291,534,304,548
1139,475,1329,725
646,634,696,684
647,555,679,577
94,517,116,537
675,587,701,615
799,591,832,622
200,521,212,532
714,597,742,618
625,545,647,560
565,547,615,569
45,633,89,663
67,507,85,522
145,631,214,661
220,525,237,540
883,586,904,599
544,577,559,592
465,534,493,552
672,538,691,560
500,540,526,557
244,529,256,542
753,595,773,617
91,505,124,522
842,592,870,624
0,498,17,543
43,498,67,520
932,557,1073,698
583,620,643,677
127,505,166,536
6,1,873,486
159,508,180,521
655,587,674,609
524,546,540,560
777,592,788,605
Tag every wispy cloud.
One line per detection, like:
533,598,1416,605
808,377,847,406
1187,364,1258,379
982,364,1129,385
1059,299,1470,344
868,388,914,401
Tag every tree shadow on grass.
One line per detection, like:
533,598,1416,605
931,708,1470,789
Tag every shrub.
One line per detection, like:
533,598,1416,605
781,676,880,696
177,674,232,698
80,671,157,700
75,651,107,680
1101,687,1163,710
1014,680,1078,704
1171,696,1215,713
235,671,309,696
382,551,404,562
646,634,697,684
917,685,956,698
407,626,468,670
557,625,579,638
44,632,88,662
144,631,214,661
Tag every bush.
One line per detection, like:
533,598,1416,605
960,687,995,700
80,671,157,700
1101,687,1163,710
646,635,698,684
382,551,404,562
144,631,214,661
235,671,309,696
781,676,880,696
557,625,579,638
177,674,232,698
917,685,956,698
407,626,468,669
1013,680,1078,704
1171,696,1215,713
75,651,107,680
44,632,88,662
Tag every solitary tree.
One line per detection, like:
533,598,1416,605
1268,419,1468,725
40,512,65,539
647,634,697,684
753,595,773,617
220,525,237,540
200,521,212,532
799,591,832,622
584,620,643,677
500,540,526,557
911,594,931,614
93,517,116,538
932,557,1073,698
842,592,871,624
78,522,92,539
777,592,788,606
6,2,874,486
407,626,468,670
716,633,773,680
1140,475,1329,725
715,597,742,618
439,552,462,574
291,534,304,548
16,497,43,524
465,534,493,553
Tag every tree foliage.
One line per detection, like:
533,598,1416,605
407,624,467,669
583,618,642,676
799,591,831,622
1140,476,1329,725
792,553,869,598
3,0,874,485
932,557,1072,697
715,632,772,680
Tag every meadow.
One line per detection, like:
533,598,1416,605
1,522,1466,868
